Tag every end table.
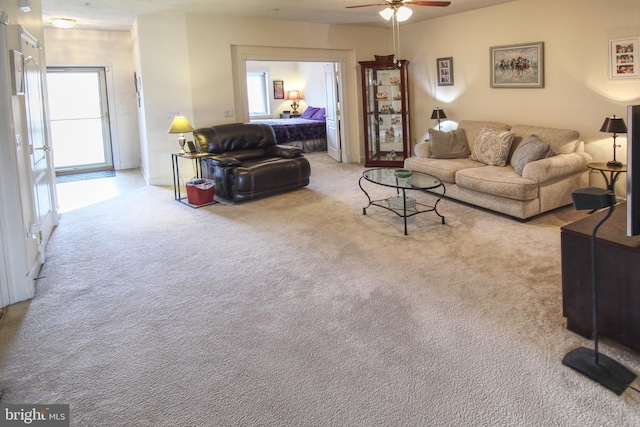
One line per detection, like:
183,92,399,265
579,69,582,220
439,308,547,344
586,162,626,193
171,152,218,208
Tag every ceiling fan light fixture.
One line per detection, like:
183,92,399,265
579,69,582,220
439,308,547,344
379,7,394,21
51,18,76,29
396,6,413,22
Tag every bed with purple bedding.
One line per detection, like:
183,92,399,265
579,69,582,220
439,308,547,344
251,106,327,152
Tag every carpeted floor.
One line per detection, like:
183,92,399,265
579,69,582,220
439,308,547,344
1,153,639,426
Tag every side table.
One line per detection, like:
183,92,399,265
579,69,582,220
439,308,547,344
171,152,217,208
586,162,626,193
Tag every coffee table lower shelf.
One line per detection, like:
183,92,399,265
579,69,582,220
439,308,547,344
363,193,445,235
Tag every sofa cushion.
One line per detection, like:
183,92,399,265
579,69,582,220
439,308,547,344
456,166,539,201
404,156,484,184
428,128,471,159
470,128,515,167
510,125,579,155
457,120,511,151
510,135,552,176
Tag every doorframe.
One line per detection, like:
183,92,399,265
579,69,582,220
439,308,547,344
47,66,115,174
45,62,122,170
231,45,360,164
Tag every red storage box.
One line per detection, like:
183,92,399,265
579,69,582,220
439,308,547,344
186,179,215,205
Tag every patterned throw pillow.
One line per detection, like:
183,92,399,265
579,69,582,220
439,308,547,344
470,128,515,166
428,128,470,159
510,135,552,175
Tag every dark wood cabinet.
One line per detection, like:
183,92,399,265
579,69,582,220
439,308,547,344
359,59,410,167
561,203,640,353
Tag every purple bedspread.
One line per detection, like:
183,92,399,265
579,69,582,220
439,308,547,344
251,118,326,144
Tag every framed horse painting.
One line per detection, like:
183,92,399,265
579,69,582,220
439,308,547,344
490,41,544,88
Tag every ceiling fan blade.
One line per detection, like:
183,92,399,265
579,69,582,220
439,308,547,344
406,1,451,6
345,4,388,8
345,1,450,9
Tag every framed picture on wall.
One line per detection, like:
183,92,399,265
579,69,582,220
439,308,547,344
273,80,284,99
490,41,544,88
9,50,24,96
436,57,453,86
609,37,640,79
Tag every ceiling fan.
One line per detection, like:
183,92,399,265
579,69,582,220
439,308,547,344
347,1,451,22
347,1,450,65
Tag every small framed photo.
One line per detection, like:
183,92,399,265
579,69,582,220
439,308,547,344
436,57,453,86
609,37,640,79
490,41,544,88
9,50,24,95
273,80,284,99
186,141,197,153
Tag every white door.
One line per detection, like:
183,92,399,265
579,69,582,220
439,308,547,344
324,63,341,162
21,29,56,270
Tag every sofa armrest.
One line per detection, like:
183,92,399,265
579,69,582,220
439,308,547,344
267,144,303,158
204,154,242,167
522,151,593,182
414,142,431,158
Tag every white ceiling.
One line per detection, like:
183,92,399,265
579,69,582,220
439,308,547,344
41,0,518,32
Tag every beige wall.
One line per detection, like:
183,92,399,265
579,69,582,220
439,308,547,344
44,0,640,190
135,13,389,184
44,29,140,170
402,0,640,194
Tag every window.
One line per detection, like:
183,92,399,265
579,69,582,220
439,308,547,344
247,71,270,117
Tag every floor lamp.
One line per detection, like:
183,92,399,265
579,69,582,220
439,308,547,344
562,187,637,395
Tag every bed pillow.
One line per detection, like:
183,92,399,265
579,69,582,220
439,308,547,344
300,106,320,119
510,135,552,175
310,107,326,121
470,128,515,166
428,128,470,159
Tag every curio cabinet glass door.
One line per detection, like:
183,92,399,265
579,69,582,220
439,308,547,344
359,59,410,167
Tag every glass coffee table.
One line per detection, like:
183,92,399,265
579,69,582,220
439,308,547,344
359,168,445,235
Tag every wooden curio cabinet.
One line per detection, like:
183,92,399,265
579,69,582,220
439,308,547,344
359,59,410,167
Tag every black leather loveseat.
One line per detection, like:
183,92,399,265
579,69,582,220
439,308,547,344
194,123,311,203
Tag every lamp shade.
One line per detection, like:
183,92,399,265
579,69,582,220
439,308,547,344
379,7,394,20
600,115,627,134
430,108,447,120
168,116,194,134
396,6,413,22
287,90,301,100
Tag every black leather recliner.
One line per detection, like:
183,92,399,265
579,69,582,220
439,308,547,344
194,123,311,203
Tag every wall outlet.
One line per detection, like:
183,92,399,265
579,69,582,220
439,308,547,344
224,110,233,118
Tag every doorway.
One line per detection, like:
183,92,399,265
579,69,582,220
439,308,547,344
46,67,114,175
232,45,358,164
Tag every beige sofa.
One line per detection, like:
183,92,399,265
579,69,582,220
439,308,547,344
404,120,592,219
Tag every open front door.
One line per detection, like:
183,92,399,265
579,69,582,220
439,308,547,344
23,50,55,260
324,63,341,162
14,26,56,284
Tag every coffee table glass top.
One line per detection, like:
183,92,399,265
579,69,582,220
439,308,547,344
362,168,442,190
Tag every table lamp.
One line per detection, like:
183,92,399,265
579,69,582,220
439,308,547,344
288,90,302,114
600,115,627,167
168,116,194,154
431,108,447,131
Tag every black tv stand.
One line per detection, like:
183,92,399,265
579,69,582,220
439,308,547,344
561,202,640,353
